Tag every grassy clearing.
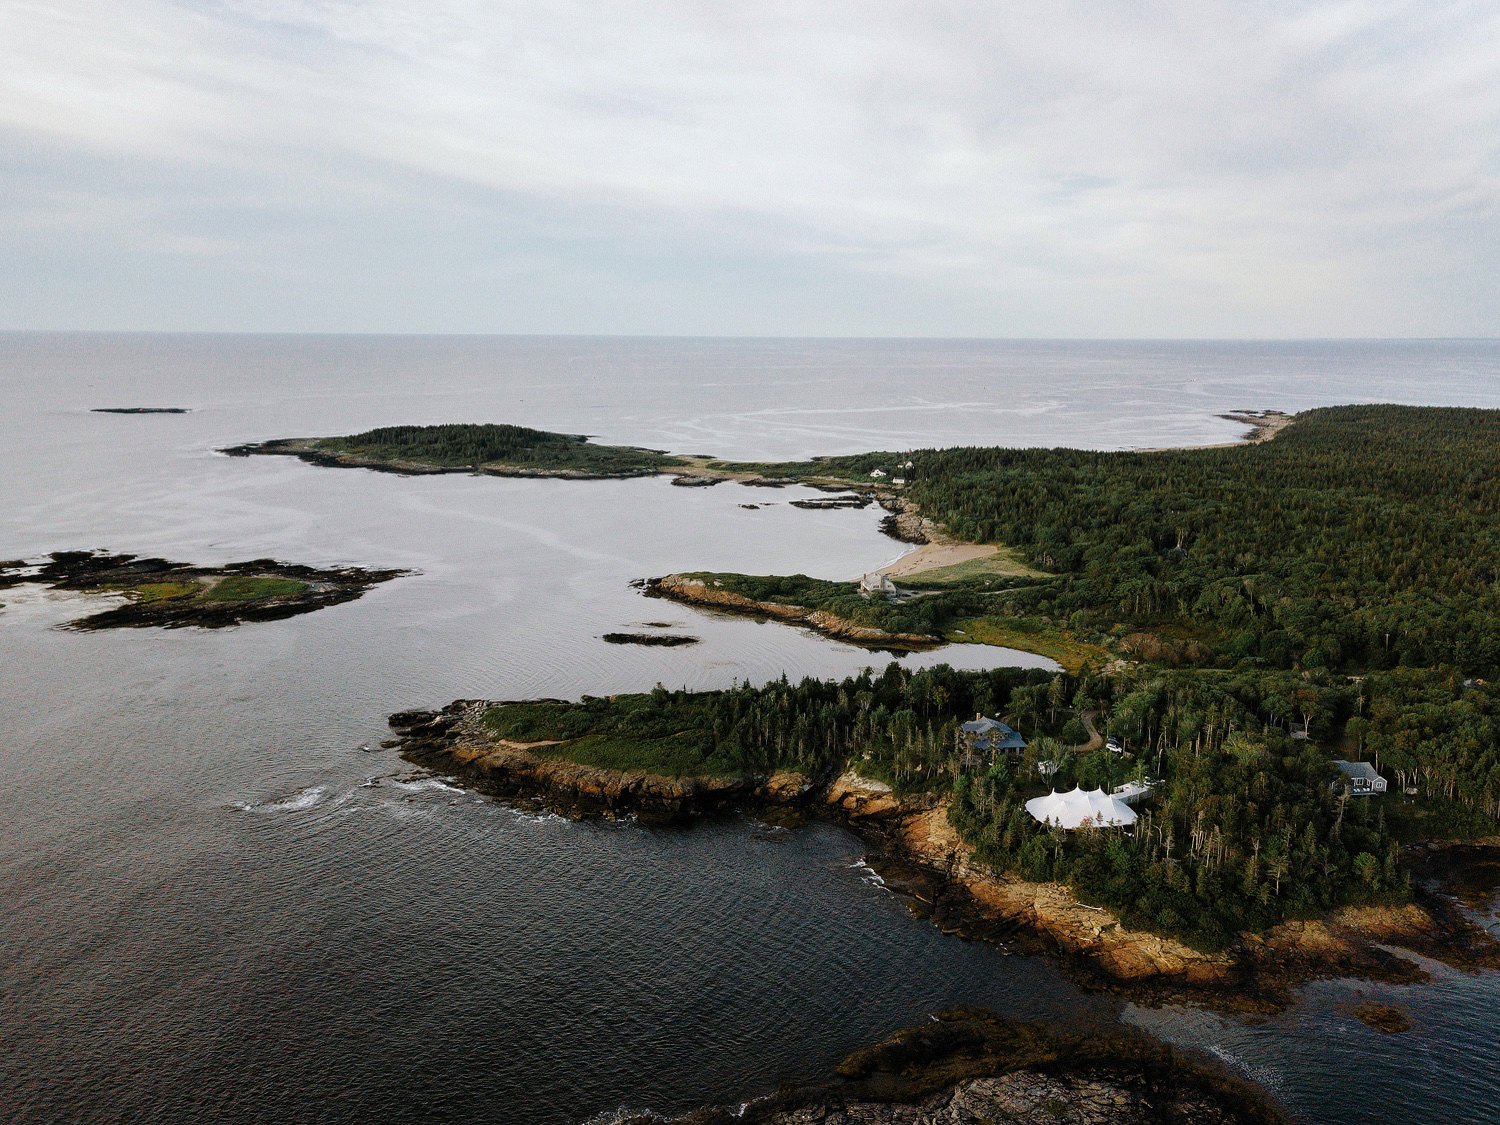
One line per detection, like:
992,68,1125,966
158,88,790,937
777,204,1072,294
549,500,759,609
901,548,1046,584
203,576,310,602
481,696,738,777
948,615,1110,674
122,580,200,602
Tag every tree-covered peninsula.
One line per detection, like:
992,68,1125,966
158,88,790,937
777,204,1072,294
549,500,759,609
239,405,1500,982
660,404,1498,676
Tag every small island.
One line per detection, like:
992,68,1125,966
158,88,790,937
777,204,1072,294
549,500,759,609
601,632,700,647
628,1009,1291,1124
223,422,690,479
0,551,405,629
1352,1001,1413,1034
92,407,192,414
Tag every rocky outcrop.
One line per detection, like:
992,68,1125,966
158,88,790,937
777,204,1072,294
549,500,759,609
876,496,933,544
388,701,1500,1010
825,771,905,819
646,575,941,652
390,703,818,825
628,1009,1290,1124
2,550,405,630
895,805,1236,991
601,632,700,646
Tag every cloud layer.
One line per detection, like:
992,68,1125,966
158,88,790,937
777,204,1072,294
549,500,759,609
3,1,1498,335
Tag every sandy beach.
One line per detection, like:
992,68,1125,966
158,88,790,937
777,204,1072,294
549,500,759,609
877,543,1000,577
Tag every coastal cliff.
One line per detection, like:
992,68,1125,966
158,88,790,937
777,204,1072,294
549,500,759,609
388,700,1497,1010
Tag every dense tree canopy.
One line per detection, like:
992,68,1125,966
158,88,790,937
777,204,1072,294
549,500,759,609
322,422,679,474
480,660,1474,949
813,406,1500,674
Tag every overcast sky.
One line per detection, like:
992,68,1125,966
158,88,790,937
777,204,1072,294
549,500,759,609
3,1,1498,336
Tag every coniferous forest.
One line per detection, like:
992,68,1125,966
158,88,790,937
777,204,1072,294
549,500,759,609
476,405,1500,949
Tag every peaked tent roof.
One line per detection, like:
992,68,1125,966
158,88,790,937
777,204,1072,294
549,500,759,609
1025,786,1137,829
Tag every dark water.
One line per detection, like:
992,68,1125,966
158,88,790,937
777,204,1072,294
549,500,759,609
3,334,1499,1123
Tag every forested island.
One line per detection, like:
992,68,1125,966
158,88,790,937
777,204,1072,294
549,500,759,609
0,551,404,629
243,406,1500,1001
223,422,685,478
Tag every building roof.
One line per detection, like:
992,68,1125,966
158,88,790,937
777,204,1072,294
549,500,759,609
1333,761,1382,782
1025,786,1138,829
1110,780,1155,804
961,715,1027,751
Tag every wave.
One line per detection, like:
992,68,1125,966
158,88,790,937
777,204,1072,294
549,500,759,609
846,857,888,889
234,784,328,814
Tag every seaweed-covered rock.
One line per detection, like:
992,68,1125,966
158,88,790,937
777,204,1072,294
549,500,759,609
9,550,405,630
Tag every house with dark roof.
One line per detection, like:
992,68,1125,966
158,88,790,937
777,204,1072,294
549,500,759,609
960,714,1027,757
1332,760,1387,796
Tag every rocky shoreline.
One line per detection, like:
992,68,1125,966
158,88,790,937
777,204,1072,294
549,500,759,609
643,574,942,652
387,701,1500,1014
621,1009,1291,1124
0,550,405,629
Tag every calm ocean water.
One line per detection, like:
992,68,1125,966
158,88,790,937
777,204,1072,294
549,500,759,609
3,334,1498,1123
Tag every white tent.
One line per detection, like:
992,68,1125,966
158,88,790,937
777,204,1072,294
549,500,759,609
1025,786,1137,829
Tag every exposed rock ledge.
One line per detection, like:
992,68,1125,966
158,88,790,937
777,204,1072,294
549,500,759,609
644,574,941,652
625,1009,1290,1124
389,701,1500,1012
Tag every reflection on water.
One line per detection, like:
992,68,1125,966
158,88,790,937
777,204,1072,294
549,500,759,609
4,335,1500,1123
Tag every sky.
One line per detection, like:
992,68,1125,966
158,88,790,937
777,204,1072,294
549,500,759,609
2,1,1499,337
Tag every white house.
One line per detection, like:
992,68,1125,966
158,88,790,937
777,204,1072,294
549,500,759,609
869,469,887,479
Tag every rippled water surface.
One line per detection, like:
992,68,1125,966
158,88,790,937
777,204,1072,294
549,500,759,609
3,335,1500,1123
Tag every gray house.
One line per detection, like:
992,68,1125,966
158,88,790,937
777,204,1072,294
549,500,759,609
961,714,1027,757
1332,760,1388,796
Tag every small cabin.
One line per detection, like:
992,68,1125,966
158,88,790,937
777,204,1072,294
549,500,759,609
1332,760,1387,797
869,469,887,479
859,572,900,599
961,714,1027,757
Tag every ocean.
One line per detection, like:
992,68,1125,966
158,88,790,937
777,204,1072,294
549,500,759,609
3,334,1499,1122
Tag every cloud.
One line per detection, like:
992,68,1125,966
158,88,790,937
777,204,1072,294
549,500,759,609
1,0,1497,334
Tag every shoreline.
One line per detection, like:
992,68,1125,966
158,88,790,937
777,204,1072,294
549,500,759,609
643,573,945,652
389,701,1499,1015
1133,408,1295,454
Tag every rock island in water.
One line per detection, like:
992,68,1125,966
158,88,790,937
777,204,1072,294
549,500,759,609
628,1009,1291,1124
0,550,405,629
